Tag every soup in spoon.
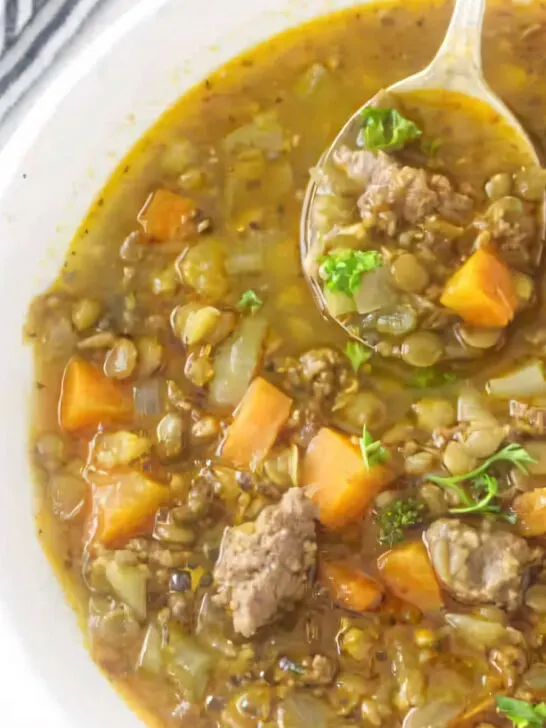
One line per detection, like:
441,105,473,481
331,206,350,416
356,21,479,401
305,88,546,366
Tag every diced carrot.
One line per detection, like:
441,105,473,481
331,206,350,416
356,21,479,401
89,470,169,546
221,377,293,469
60,358,133,432
377,541,443,612
302,427,394,529
320,560,383,612
137,189,197,242
514,487,546,536
440,248,518,327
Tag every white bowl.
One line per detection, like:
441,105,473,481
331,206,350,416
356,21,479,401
0,0,363,724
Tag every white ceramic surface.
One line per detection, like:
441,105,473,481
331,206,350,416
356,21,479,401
0,0,359,724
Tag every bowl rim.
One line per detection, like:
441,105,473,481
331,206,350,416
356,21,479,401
0,0,169,202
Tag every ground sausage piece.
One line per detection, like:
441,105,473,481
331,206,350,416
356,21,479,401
429,173,475,225
510,401,546,435
213,488,318,637
278,346,353,405
426,518,542,611
333,146,474,231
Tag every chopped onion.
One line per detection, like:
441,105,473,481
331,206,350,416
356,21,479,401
402,701,462,728
267,159,294,198
323,287,356,317
210,316,268,408
487,359,546,400
48,473,86,521
457,387,498,427
195,595,238,657
277,693,329,728
42,314,77,361
293,63,329,98
134,378,163,416
445,613,507,648
196,593,235,647
223,112,285,155
523,440,546,475
354,267,398,314
389,631,425,705
88,597,139,649
165,625,214,701
225,248,264,276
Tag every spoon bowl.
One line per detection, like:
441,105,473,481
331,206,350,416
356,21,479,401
301,0,545,348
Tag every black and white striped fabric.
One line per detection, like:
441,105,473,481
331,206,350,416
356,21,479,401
0,0,104,123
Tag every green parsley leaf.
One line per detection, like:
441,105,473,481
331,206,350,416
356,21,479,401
470,473,497,500
360,425,389,471
429,443,536,489
451,473,501,517
237,289,263,314
344,341,372,372
412,367,457,389
426,443,536,520
319,249,383,297
377,497,426,548
496,696,546,727
536,705,546,719
358,107,422,152
420,137,442,156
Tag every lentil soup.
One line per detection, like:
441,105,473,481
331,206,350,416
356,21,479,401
25,1,546,727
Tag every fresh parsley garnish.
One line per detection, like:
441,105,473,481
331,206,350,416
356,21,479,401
319,249,383,296
412,367,457,389
451,473,505,518
358,107,422,152
360,425,389,470
429,443,535,487
426,443,535,519
344,341,372,373
237,289,263,314
470,473,498,500
496,696,546,727
421,137,442,156
377,497,426,547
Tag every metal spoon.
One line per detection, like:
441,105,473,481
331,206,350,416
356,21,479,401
300,0,543,339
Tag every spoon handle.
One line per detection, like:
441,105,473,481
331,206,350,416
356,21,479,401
388,0,487,96
435,0,486,74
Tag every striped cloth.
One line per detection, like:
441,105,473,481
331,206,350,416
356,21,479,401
0,0,104,123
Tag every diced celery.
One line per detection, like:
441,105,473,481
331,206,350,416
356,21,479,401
104,561,148,621
165,625,214,701
323,287,356,317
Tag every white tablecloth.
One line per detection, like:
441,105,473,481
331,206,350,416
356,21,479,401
0,0,135,148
